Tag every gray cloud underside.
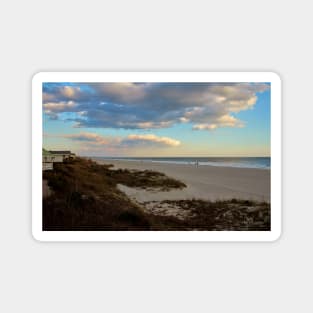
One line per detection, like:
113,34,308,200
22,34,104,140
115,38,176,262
43,82,269,130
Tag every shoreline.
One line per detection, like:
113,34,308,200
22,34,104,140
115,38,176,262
92,158,271,203
91,157,270,171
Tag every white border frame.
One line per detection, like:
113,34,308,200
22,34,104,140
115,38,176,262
32,72,281,242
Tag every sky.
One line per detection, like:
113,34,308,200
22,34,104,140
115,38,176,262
42,82,271,157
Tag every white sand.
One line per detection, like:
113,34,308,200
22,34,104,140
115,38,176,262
94,159,270,203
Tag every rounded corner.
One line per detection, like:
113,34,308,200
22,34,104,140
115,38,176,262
32,72,44,85
31,228,44,242
267,71,282,85
269,228,282,242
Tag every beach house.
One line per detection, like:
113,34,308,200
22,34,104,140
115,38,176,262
43,149,76,171
48,150,76,161
42,149,68,171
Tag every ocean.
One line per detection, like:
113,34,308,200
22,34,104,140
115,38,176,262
93,157,271,170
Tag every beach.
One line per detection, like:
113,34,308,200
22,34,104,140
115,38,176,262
94,159,271,203
42,157,271,230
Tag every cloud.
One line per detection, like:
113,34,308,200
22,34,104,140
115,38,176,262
192,114,245,130
63,132,114,145
125,134,180,147
43,101,76,119
43,85,84,102
43,82,269,130
62,132,180,150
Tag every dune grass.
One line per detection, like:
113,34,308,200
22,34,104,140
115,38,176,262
148,199,270,230
43,157,185,230
43,157,270,231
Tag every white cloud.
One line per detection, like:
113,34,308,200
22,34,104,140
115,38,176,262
63,132,116,145
126,134,181,147
59,86,81,98
62,132,180,149
43,82,269,130
193,124,218,130
193,115,244,130
43,101,76,112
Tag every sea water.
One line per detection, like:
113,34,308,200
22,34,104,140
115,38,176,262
94,157,270,170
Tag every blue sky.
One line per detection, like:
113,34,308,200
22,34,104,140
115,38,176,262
43,82,270,157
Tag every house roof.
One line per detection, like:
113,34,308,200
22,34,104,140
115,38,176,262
43,148,52,155
49,150,72,154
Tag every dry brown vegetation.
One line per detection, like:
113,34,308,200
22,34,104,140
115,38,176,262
43,157,270,231
145,199,270,230
43,157,185,230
